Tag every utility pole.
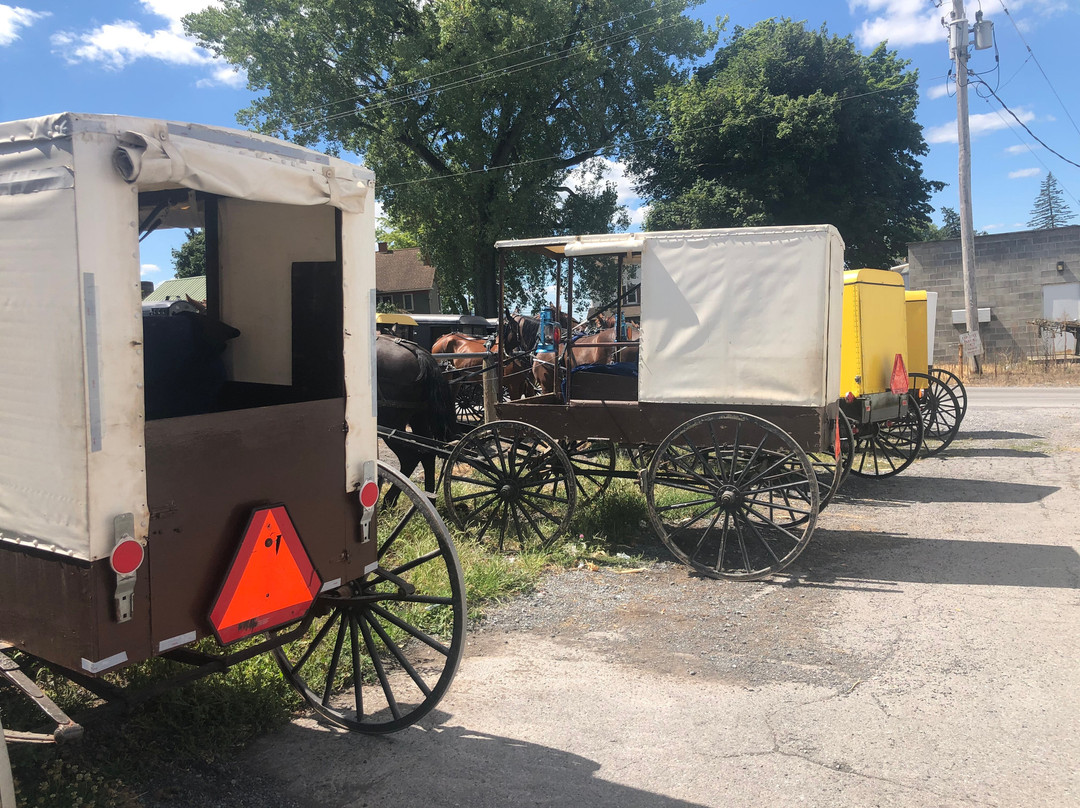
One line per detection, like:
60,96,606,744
948,0,993,373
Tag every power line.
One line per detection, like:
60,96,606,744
385,76,939,189
971,78,1080,171
996,0,1080,140
975,94,1080,209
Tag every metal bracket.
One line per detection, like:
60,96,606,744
113,513,137,623
359,460,376,543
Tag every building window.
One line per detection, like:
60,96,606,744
402,293,414,311
377,294,394,306
624,285,640,306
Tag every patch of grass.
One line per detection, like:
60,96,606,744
2,476,654,806
936,357,1080,387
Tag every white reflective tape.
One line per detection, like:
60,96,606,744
364,561,379,574
157,631,197,653
80,651,128,674
320,578,342,592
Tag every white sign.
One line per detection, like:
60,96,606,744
959,330,984,357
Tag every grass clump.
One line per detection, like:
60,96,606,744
1,467,655,806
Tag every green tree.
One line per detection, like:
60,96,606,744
1027,172,1076,229
171,228,206,278
627,19,942,268
185,0,712,315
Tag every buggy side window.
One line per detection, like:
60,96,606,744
139,190,344,419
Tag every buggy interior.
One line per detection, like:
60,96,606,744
138,189,345,420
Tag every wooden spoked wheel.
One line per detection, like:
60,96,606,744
929,367,968,424
274,462,466,734
562,439,616,503
453,378,484,424
910,373,962,455
443,421,577,552
644,412,819,581
848,393,924,479
805,411,855,513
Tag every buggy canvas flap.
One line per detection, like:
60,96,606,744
638,226,843,408
0,187,88,555
113,123,371,214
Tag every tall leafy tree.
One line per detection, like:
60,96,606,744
186,0,712,314
627,19,942,268
171,228,206,279
1027,172,1076,229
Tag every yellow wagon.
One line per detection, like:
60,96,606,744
837,269,924,477
906,291,964,454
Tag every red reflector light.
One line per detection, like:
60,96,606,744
844,392,856,404
553,326,561,347
890,353,909,394
359,480,379,509
110,538,144,575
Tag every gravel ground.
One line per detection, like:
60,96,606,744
137,391,1080,806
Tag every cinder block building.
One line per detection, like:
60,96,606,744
906,225,1080,362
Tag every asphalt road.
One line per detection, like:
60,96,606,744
965,386,1080,409
223,390,1079,808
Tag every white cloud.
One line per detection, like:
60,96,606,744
51,1,241,86
0,4,49,46
925,106,1036,144
1008,167,1041,179
196,64,246,89
627,203,650,230
52,21,210,69
980,223,1007,233
141,263,167,277
849,0,946,49
925,82,951,101
1005,143,1040,155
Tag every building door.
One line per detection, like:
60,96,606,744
1042,282,1080,354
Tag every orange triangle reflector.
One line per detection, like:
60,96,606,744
890,353,909,394
209,505,322,644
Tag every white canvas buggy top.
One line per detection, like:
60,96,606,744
496,225,845,408
0,112,378,562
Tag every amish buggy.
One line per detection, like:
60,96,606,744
436,226,848,581
0,113,465,748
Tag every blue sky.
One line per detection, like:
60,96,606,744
2,0,1078,283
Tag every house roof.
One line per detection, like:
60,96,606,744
376,247,436,293
142,276,207,303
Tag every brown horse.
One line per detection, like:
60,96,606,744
532,323,640,395
431,332,534,401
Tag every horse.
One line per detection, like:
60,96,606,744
375,334,457,504
431,332,535,402
529,322,641,394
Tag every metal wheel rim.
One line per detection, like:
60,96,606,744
274,462,466,734
929,367,968,423
848,393,925,479
910,373,962,456
645,412,819,581
443,420,577,551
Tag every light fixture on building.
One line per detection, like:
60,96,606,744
1057,261,1066,272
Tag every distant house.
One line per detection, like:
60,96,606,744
906,225,1080,361
375,244,440,313
142,276,207,304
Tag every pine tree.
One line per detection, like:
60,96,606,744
1027,173,1077,229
